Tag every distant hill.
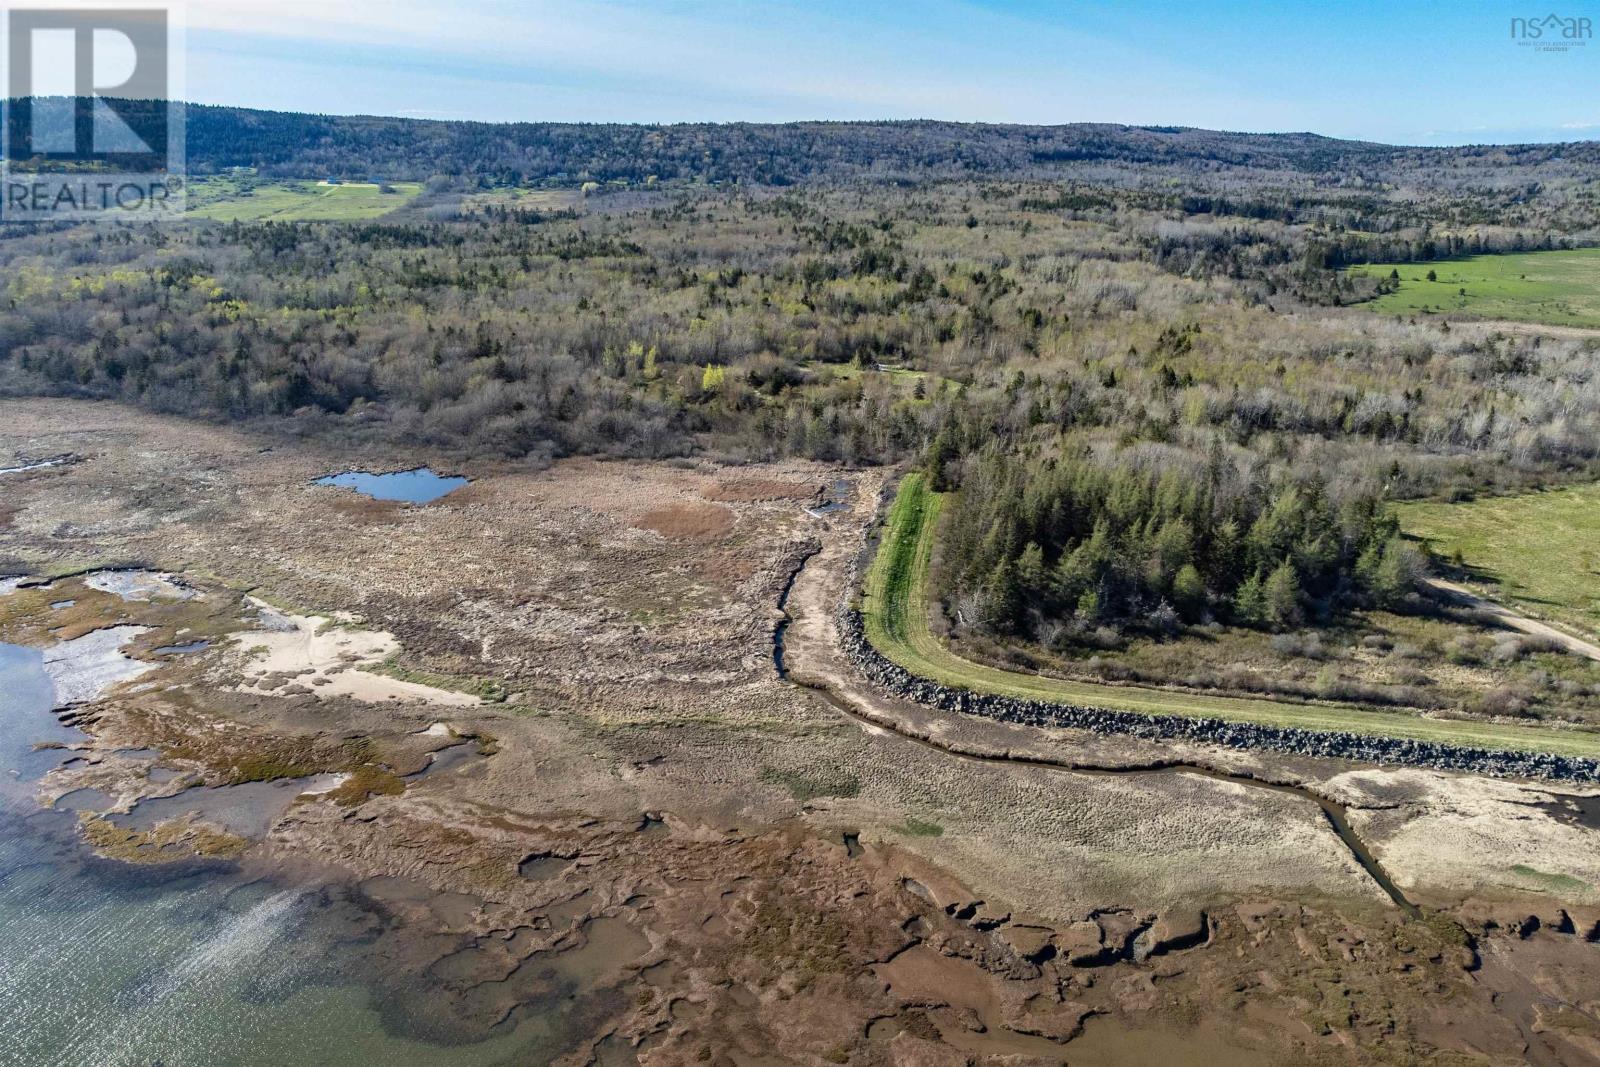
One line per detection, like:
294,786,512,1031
167,103,1599,186
12,99,1599,187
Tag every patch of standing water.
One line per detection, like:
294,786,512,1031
804,477,853,518
54,787,114,813
518,853,571,881
314,467,468,504
405,742,482,779
0,454,72,475
84,569,196,602
112,774,346,840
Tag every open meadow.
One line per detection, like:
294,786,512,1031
1349,248,1600,327
187,178,423,221
1398,484,1600,640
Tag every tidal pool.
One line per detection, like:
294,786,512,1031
0,642,613,1066
405,742,483,780
314,468,468,504
112,774,345,840
805,477,853,517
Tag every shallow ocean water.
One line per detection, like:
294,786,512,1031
0,642,576,1066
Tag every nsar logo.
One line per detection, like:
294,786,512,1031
1510,12,1593,50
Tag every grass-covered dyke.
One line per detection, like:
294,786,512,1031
850,476,1600,775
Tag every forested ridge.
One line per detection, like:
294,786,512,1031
159,100,1600,193
169,104,1455,182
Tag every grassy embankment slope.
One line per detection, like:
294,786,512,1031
1349,248,1600,327
1398,484,1600,642
187,178,423,221
861,474,1600,757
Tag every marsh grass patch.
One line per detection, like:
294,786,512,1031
1508,864,1589,894
759,766,862,802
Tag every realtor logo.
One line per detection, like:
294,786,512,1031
1510,12,1592,50
1,3,185,221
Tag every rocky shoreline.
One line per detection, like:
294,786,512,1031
835,582,1600,784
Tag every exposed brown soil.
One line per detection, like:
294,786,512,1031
633,502,737,540
703,477,827,504
5,398,1600,1065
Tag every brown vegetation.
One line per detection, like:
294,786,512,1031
633,502,736,541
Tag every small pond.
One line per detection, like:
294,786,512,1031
805,477,854,518
314,468,468,504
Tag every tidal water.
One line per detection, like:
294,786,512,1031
0,643,574,1066
804,477,853,517
314,467,469,504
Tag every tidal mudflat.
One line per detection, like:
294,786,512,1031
2,400,1600,1064
0,641,626,1067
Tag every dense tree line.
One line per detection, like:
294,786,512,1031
936,441,1427,640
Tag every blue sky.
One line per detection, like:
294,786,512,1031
186,0,1600,144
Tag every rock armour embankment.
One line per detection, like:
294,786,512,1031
835,595,1600,784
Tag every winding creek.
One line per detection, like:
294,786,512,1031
771,548,1425,919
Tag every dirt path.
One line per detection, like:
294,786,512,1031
1427,578,1600,663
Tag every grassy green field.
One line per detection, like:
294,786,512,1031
188,178,423,222
805,360,929,386
861,474,1600,757
1348,248,1600,327
1398,484,1600,641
